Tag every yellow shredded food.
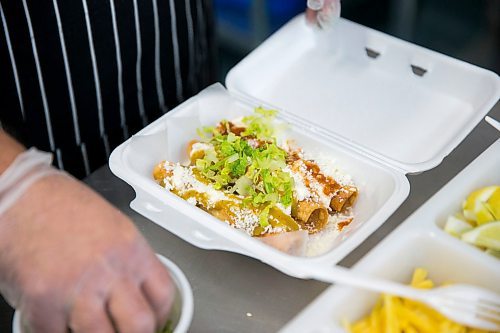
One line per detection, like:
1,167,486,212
345,268,496,333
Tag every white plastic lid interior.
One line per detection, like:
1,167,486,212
226,16,500,173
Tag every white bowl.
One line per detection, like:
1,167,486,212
12,254,193,333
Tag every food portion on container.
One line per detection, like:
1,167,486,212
280,140,500,333
152,106,359,257
110,83,411,275
344,268,495,333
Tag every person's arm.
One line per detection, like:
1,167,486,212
0,130,173,333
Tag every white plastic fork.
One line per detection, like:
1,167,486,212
296,263,500,331
485,116,500,132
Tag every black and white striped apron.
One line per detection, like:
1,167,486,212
0,0,216,178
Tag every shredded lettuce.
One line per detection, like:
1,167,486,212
196,125,219,142
241,106,278,141
259,204,272,227
194,107,293,227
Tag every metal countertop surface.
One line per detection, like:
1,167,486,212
82,103,499,333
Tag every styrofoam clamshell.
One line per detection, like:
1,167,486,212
109,14,500,278
109,83,408,276
279,140,500,332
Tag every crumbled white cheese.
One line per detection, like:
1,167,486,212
229,206,259,236
284,165,311,201
263,224,274,234
163,180,173,191
302,152,354,186
307,176,332,208
186,197,197,206
284,160,331,208
272,226,286,234
163,161,174,171
190,142,213,156
166,163,231,208
276,203,292,216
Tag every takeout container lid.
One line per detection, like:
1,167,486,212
226,16,500,174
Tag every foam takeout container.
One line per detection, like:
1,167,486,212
279,139,500,332
109,15,500,278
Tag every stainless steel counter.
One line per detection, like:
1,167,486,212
83,103,499,333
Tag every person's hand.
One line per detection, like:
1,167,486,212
306,0,341,29
0,172,174,333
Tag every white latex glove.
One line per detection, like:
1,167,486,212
0,168,174,332
306,0,341,29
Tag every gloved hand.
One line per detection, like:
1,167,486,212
0,169,174,332
306,0,341,29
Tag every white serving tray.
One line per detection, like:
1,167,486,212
109,14,500,278
279,139,500,333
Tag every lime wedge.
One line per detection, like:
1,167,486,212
462,186,499,225
485,187,500,220
461,221,500,251
444,215,473,237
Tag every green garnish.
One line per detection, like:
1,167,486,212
194,107,293,227
241,106,278,140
